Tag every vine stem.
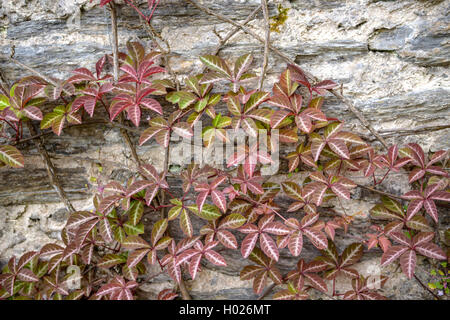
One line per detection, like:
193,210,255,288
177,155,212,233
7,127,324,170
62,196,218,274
238,193,288,222
207,5,262,63
106,2,191,300
374,168,390,186
26,121,75,213
108,2,141,167
4,52,73,97
123,0,148,22
160,138,192,300
138,15,180,90
414,274,440,300
258,0,270,90
257,283,276,300
356,183,404,200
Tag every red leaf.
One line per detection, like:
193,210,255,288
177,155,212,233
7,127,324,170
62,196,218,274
211,190,227,213
217,230,238,249
260,233,279,261
127,103,141,127
415,243,446,260
23,106,43,120
204,250,227,267
408,168,425,183
328,139,350,159
140,98,162,114
172,122,193,139
389,232,411,247
423,199,438,223
288,231,303,256
126,180,153,198
241,233,259,258
303,228,328,250
406,199,424,220
331,183,350,200
399,249,416,279
380,245,408,266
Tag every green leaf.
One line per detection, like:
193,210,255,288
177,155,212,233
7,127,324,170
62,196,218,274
234,53,253,80
180,209,193,237
309,96,324,109
9,84,17,99
208,93,221,106
0,94,10,109
249,247,269,267
287,281,297,294
185,75,202,96
127,201,144,226
216,115,231,128
166,91,198,110
97,253,126,268
188,204,222,220
194,97,208,112
151,218,168,245
114,226,126,243
381,196,404,216
35,262,49,278
340,243,363,268
26,97,46,107
170,198,182,206
369,204,402,220
0,145,24,168
406,215,433,232
324,122,342,139
126,41,145,63
65,290,84,300
123,222,144,235
199,55,232,78
212,114,222,128
219,213,246,229
168,206,182,221
243,91,270,113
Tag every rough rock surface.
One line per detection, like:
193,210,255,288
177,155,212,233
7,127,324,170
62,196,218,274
0,0,449,300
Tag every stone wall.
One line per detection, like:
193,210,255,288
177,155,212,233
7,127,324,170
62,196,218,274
0,0,449,299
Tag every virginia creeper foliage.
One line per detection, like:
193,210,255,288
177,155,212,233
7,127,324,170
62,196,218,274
0,1,448,301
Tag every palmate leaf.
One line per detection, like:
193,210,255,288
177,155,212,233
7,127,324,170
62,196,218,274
241,233,259,259
219,213,247,229
127,201,144,226
98,254,127,268
234,53,253,80
179,209,193,237
216,230,238,249
188,204,222,221
166,91,198,109
260,232,279,261
0,145,24,168
414,242,446,260
199,55,232,78
340,243,364,268
240,265,264,280
123,222,145,236
405,215,432,232
151,219,168,246
399,249,416,279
